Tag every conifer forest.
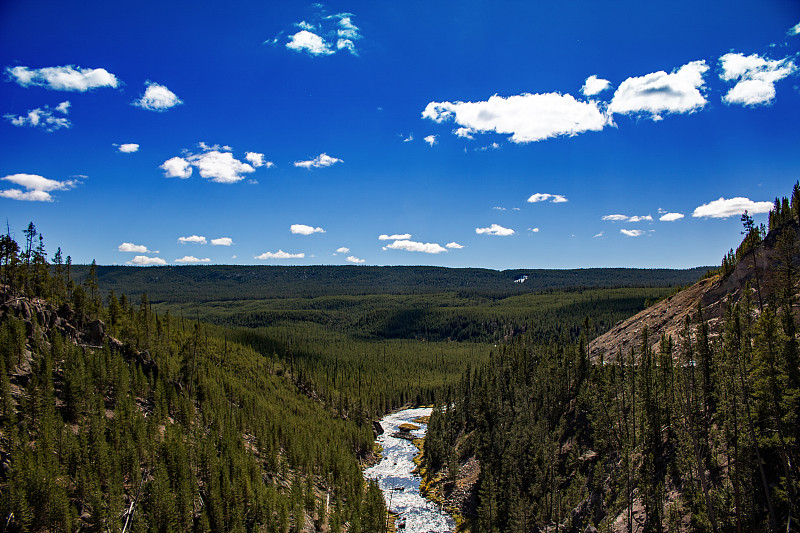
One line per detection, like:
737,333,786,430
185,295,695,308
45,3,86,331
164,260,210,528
3,185,800,532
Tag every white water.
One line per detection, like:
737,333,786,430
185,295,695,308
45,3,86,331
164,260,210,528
364,407,455,533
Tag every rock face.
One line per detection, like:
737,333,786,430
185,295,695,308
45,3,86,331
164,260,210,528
590,221,800,363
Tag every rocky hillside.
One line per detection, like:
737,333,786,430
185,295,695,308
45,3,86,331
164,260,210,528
590,220,800,362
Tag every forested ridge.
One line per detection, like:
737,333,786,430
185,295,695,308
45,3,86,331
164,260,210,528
0,225,387,532
423,183,800,532
68,265,708,304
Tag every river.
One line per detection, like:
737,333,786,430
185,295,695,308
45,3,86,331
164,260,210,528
364,407,455,533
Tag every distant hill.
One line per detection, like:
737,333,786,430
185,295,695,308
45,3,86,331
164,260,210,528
69,264,711,303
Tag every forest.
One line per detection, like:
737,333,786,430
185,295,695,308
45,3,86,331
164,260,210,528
423,183,800,532
0,216,719,531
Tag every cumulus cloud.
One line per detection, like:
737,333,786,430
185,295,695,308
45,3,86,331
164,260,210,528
423,92,609,143
6,65,118,91
175,256,211,263
336,247,350,254
5,101,71,132
659,212,684,222
118,242,153,253
528,193,568,203
582,75,612,96
245,152,273,168
134,81,182,111
446,242,464,249
117,143,139,153
608,60,709,120
379,233,412,241
0,173,78,202
602,214,629,221
281,11,361,56
692,197,772,219
128,256,167,266
188,151,255,183
162,146,261,183
529,228,540,233
291,224,325,235
287,30,334,55
475,224,515,236
178,235,207,244
454,127,474,139
255,250,305,259
346,256,365,263
424,135,438,146
402,133,414,142
719,52,797,107
620,229,645,237
382,240,447,253
161,157,192,178
790,22,800,36
211,237,233,246
294,153,343,169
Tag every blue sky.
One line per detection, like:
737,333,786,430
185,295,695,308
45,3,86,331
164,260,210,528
1,0,799,270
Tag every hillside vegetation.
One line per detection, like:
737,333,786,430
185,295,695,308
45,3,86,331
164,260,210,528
423,183,800,532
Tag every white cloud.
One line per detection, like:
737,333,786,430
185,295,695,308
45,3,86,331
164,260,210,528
346,256,365,263
118,242,152,253
117,143,139,153
475,224,515,236
211,237,233,246
188,151,255,183
659,212,684,222
446,242,464,249
790,22,800,36
5,102,71,132
134,81,182,111
175,256,211,263
161,157,193,178
528,193,568,203
128,256,167,266
719,53,797,106
593,232,604,238
402,133,414,142
0,173,78,202
245,152,273,168
382,240,447,254
198,142,231,152
6,65,118,91
454,127,475,139
692,197,772,219
379,233,412,241
423,92,609,143
336,247,350,254
529,227,540,233
255,250,305,259
581,75,612,96
294,153,343,169
286,30,334,55
608,60,709,120
282,11,361,57
602,214,652,222
291,224,325,235
493,206,506,211
620,229,645,237
424,135,438,146
178,235,207,244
